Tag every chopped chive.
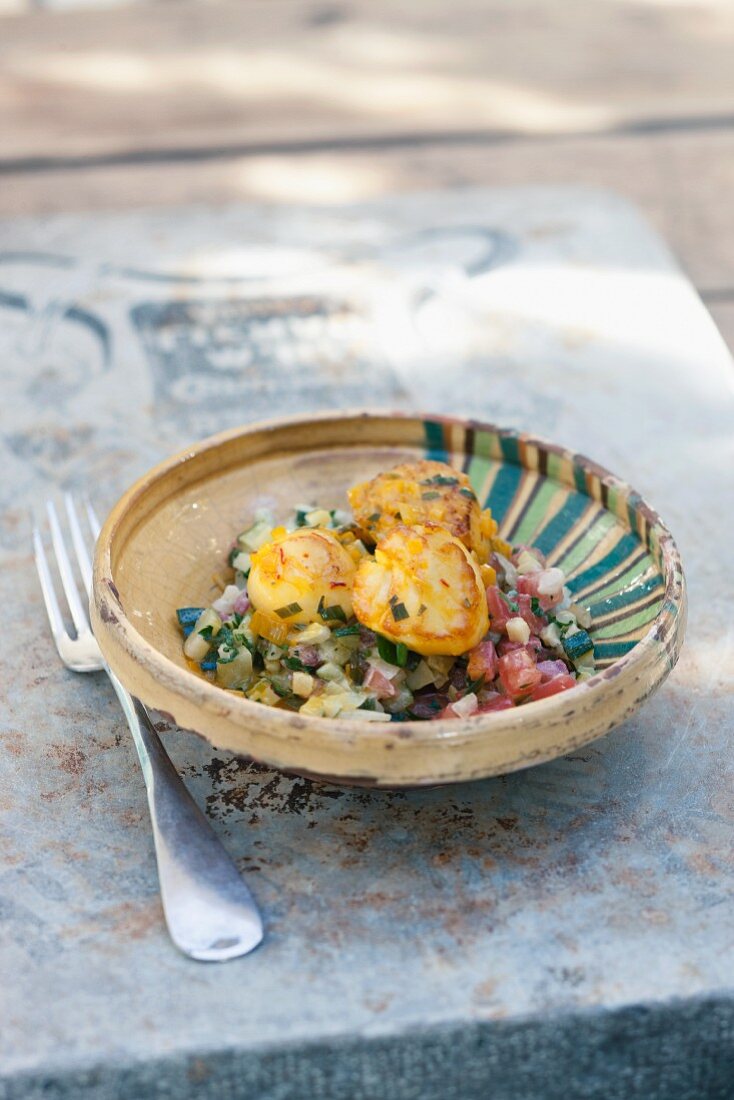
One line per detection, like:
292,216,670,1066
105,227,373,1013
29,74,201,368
376,635,399,664
283,655,307,671
318,598,347,622
530,597,544,617
421,475,458,486
459,487,476,499
395,642,409,667
466,675,485,695
389,596,410,622
274,602,302,618
498,591,519,613
333,624,361,636
295,508,310,527
198,625,214,640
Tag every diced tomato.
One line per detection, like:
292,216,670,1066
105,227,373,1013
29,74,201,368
364,665,397,699
536,659,569,682
497,637,542,658
517,592,546,633
517,568,565,610
498,648,543,701
439,693,479,720
467,639,498,682
477,693,515,713
485,585,513,632
529,674,576,701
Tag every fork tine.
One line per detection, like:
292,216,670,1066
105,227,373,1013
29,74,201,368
46,499,90,637
84,497,101,540
33,525,71,650
64,493,93,595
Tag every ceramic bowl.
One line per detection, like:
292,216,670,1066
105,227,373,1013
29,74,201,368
91,412,686,787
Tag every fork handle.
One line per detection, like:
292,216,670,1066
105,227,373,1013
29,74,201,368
107,671,263,961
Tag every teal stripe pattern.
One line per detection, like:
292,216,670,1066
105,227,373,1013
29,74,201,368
424,420,449,463
421,418,675,670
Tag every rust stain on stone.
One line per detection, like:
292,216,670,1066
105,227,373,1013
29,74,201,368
49,743,87,777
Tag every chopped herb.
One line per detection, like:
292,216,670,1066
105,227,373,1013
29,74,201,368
396,642,409,667
465,675,485,695
359,697,378,712
274,602,302,618
498,590,519,613
421,491,441,500
198,625,214,640
421,474,459,486
530,597,544,617
418,603,427,615
318,597,348,623
283,655,307,671
389,595,410,622
295,508,310,527
405,649,421,671
333,624,361,637
368,512,381,522
376,635,399,664
459,487,476,499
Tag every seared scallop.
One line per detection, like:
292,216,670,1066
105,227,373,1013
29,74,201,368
248,527,356,624
348,459,494,561
352,523,489,656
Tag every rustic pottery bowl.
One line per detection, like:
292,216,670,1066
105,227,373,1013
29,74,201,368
92,412,686,787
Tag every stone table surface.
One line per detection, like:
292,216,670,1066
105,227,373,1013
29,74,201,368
1,187,733,1099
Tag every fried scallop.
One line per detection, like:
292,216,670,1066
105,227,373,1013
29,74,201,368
352,523,489,656
348,459,493,562
248,527,356,624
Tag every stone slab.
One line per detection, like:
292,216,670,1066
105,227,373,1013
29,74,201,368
1,187,733,1099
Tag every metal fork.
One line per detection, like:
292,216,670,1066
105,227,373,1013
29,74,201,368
33,495,264,961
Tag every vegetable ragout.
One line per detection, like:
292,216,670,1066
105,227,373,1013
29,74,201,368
177,460,595,721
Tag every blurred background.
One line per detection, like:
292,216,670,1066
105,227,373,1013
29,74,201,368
1,0,733,354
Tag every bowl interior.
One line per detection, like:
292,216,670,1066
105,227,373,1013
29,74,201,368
112,417,665,679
